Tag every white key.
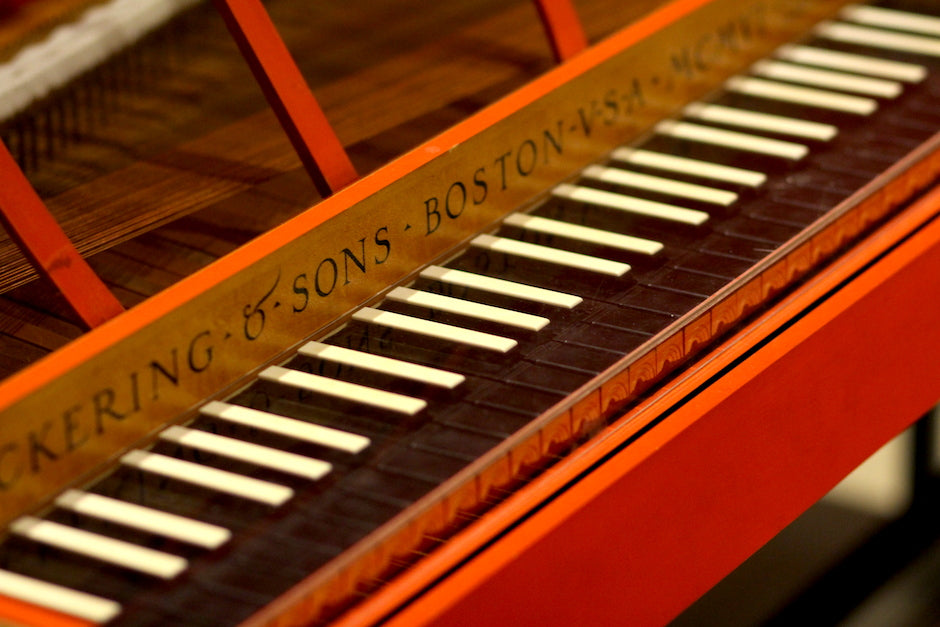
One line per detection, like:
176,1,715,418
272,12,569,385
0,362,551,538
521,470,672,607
655,120,808,160
201,401,370,454
554,182,709,225
503,213,663,255
386,287,549,332
160,426,331,481
260,365,427,415
776,44,926,83
751,59,902,98
10,517,187,580
471,233,630,277
683,102,837,141
352,307,516,352
420,266,582,309
816,21,940,58
841,5,940,38
725,76,877,115
300,341,465,388
0,569,121,624
55,490,231,549
610,148,766,187
581,164,738,206
121,449,293,506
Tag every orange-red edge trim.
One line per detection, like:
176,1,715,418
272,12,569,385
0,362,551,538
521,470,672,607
0,594,94,627
333,184,940,626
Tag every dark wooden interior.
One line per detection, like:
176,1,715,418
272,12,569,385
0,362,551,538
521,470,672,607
0,0,665,379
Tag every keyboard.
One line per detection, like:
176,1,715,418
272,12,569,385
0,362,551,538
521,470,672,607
1,2,939,625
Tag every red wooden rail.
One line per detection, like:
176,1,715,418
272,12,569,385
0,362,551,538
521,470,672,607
534,0,588,61
0,140,123,328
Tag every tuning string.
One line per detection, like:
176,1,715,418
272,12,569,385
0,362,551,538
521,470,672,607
0,4,204,174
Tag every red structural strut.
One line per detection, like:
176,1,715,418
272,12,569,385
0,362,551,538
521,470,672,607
533,0,588,62
212,0,359,197
0,140,124,329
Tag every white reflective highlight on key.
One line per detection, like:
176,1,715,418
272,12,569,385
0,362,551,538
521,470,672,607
725,76,878,115
121,449,294,506
471,233,630,277
775,45,927,83
260,365,427,415
840,5,940,37
581,163,738,205
160,426,332,481
10,517,188,580
656,120,808,160
420,266,582,309
751,59,902,98
201,401,371,454
503,213,663,255
300,341,465,388
386,287,549,332
610,148,766,188
683,102,837,141
554,182,709,225
815,21,940,58
353,307,518,352
55,489,231,549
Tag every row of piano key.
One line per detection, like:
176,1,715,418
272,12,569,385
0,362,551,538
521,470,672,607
2,3,939,624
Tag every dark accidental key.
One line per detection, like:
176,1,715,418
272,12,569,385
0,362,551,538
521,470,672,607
763,186,851,213
587,304,676,336
556,320,649,354
613,285,703,318
717,216,803,245
640,267,734,299
777,169,872,196
501,360,596,396
120,579,275,627
408,422,505,462
670,251,755,280
743,200,824,229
